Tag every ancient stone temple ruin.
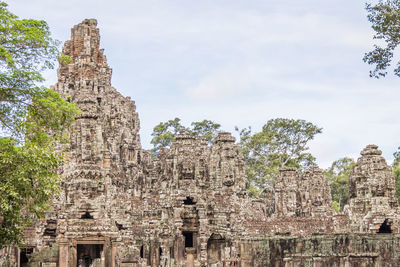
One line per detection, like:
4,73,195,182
2,19,400,267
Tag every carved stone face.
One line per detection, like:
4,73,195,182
179,159,195,180
311,190,323,206
221,161,235,187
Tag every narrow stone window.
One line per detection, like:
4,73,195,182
140,245,144,258
378,219,392,233
115,221,123,230
183,196,196,205
81,211,93,219
183,232,194,248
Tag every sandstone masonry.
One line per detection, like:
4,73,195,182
2,19,400,267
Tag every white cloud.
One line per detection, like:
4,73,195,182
185,69,250,100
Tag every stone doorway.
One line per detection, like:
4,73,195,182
207,234,225,264
77,244,104,267
19,247,33,267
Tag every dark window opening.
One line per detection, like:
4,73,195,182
43,219,57,237
140,245,144,258
183,232,194,248
20,247,33,267
378,219,392,233
115,222,124,230
184,197,196,205
81,211,93,219
170,246,174,259
159,247,162,257
97,98,102,105
77,244,103,267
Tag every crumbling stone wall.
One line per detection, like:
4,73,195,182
240,234,400,267
273,166,333,218
3,19,400,267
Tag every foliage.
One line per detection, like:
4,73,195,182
0,1,79,247
393,146,400,164
392,147,400,204
248,185,262,198
189,120,221,142
364,0,400,78
332,201,340,213
393,166,400,204
150,118,187,154
324,157,355,212
150,118,221,154
236,118,322,190
0,138,60,246
58,53,72,66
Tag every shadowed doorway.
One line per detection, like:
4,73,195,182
77,244,103,267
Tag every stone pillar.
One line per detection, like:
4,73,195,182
59,239,69,267
71,241,77,267
187,253,194,267
175,236,185,265
104,238,112,267
111,240,120,267
16,247,20,267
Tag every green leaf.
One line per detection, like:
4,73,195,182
0,1,79,247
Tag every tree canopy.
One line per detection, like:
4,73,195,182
391,147,400,204
150,118,221,154
236,118,322,193
364,0,400,78
324,157,355,212
0,1,79,247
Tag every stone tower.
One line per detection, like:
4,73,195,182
273,166,333,217
31,19,251,267
50,19,148,266
347,144,400,233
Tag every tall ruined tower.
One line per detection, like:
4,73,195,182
49,19,148,266
347,145,400,233
28,19,251,267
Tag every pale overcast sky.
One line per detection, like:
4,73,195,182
8,0,400,167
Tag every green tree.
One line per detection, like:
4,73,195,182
150,118,187,154
364,0,400,78
324,157,355,212
0,1,79,247
393,166,400,204
189,120,221,142
150,118,221,154
236,118,322,191
392,147,400,204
